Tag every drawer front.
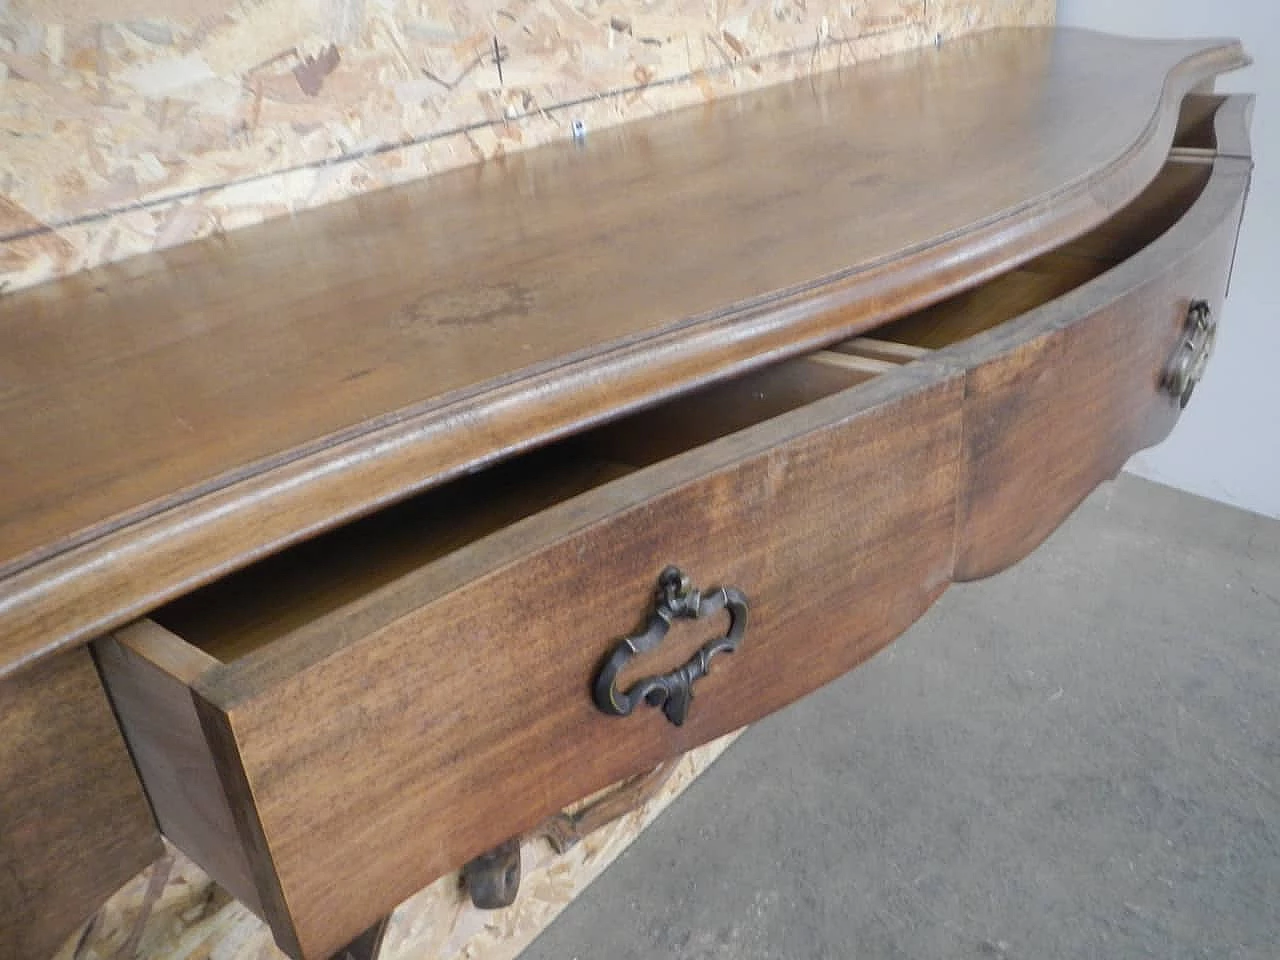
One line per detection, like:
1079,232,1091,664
193,367,963,958
0,649,161,960
946,156,1250,581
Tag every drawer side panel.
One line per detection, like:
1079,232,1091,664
95,623,265,919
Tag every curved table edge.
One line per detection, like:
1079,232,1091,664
0,35,1250,679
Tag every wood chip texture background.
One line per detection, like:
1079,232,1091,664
2,0,1052,293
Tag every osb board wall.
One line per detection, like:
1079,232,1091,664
58,732,742,960
1,0,1053,294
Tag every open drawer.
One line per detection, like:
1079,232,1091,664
94,94,1253,959
96,354,966,959
867,93,1254,579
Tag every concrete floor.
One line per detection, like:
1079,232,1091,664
526,474,1280,960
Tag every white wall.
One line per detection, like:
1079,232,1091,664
1057,1,1280,519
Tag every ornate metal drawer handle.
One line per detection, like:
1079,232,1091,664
593,566,748,727
1164,300,1216,409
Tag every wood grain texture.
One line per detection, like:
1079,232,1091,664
0,648,161,960
874,255,1107,349
939,154,1252,580
153,457,638,664
0,1,1057,299
52,734,744,960
831,337,931,364
563,356,870,469
0,28,1248,679
93,623,265,918
1209,94,1256,160
85,90,1256,960
1175,94,1230,151
874,145,1221,349
0,0,937,290
188,364,964,957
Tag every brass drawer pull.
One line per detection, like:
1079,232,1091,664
593,566,748,727
1165,299,1216,409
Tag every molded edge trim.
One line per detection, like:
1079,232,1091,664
0,33,1250,679
938,161,1253,580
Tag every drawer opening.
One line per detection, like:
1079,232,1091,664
151,353,876,663
868,156,1214,351
1173,93,1227,153
564,350,889,468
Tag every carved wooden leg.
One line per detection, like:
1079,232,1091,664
329,914,390,960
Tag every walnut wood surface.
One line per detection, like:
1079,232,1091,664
95,92,1254,959
189,365,964,957
0,649,161,960
1199,92,1256,159
939,155,1252,579
1174,94,1230,151
831,337,931,364
870,102,1251,577
876,159,1217,350
0,29,1248,678
94,622,264,916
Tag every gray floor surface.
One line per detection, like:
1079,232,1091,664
525,474,1280,960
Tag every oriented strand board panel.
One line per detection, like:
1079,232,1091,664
0,0,1052,293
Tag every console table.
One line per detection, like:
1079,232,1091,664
0,27,1254,960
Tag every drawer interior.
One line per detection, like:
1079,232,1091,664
1173,93,1228,152
870,155,1213,351
153,354,881,663
152,99,1220,665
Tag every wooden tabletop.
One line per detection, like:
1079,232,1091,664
0,28,1247,675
